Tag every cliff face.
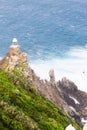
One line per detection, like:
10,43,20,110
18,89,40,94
35,77,87,126
0,70,82,130
0,39,87,127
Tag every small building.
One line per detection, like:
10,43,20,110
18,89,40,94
9,38,20,56
65,124,76,130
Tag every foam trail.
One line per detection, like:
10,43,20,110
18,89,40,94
30,46,87,92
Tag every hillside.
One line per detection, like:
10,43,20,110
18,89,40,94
0,69,82,130
0,39,84,129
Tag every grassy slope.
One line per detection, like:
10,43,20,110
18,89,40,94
0,70,82,130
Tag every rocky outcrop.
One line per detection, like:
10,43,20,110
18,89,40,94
33,72,87,126
49,69,55,85
1,39,87,127
0,39,31,79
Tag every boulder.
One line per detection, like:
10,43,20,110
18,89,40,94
83,123,87,130
65,124,76,130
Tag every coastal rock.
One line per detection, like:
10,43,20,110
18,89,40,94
1,39,87,127
49,69,55,85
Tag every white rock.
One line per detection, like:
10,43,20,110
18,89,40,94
69,106,77,113
65,124,76,130
83,123,87,130
16,90,20,95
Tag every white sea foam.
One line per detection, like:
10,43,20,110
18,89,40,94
30,46,87,93
69,96,80,104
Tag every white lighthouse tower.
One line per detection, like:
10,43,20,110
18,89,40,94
9,38,20,56
10,38,20,48
12,38,18,45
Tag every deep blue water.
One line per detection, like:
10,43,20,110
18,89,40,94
0,0,87,60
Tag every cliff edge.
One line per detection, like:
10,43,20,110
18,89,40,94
0,39,87,127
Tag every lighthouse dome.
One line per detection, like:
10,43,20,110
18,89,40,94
12,38,18,45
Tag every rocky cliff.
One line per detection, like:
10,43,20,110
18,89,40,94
0,38,87,127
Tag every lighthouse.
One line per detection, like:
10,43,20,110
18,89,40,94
10,38,20,48
12,38,18,45
9,38,20,56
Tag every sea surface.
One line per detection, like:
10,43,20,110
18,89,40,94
0,0,87,91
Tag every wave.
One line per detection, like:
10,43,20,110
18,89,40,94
30,45,87,92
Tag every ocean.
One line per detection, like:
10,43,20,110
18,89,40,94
0,0,87,91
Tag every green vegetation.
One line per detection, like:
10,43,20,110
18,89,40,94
0,69,82,130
